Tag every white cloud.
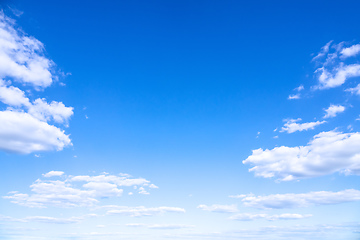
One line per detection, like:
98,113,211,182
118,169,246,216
316,63,360,89
312,41,332,61
0,79,29,106
345,83,360,95
0,13,73,154
4,172,156,208
28,98,73,124
42,171,64,178
236,189,360,209
340,43,360,58
230,213,312,221
0,12,53,88
312,41,360,89
295,85,304,91
0,111,71,154
280,118,326,133
323,104,345,118
197,204,238,213
288,94,300,100
243,130,360,181
106,206,186,217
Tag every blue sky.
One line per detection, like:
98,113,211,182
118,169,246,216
0,0,360,239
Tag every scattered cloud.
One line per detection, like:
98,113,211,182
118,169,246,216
243,130,360,181
106,206,186,217
345,83,360,95
235,189,360,209
197,204,238,213
280,118,326,133
323,104,345,118
288,94,300,100
126,223,194,229
312,41,360,89
42,171,64,178
230,213,312,221
294,85,304,91
0,12,73,154
340,43,360,58
4,172,157,208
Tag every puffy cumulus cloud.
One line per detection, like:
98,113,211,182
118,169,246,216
230,213,312,221
106,206,186,217
197,204,238,213
243,130,360,181
28,98,73,124
0,79,29,106
340,43,360,58
42,171,64,178
0,111,71,154
0,13,73,154
313,42,360,89
316,64,360,89
236,189,360,209
323,104,345,118
280,118,326,133
3,172,157,208
0,12,53,88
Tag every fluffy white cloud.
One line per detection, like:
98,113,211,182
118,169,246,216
42,171,64,178
0,13,73,154
323,104,345,118
230,213,312,221
197,204,238,213
280,118,326,133
4,172,156,208
0,13,53,88
312,42,360,89
316,63,360,89
236,189,360,209
243,130,360,181
0,111,71,154
0,79,29,106
28,98,73,124
340,43,360,58
106,206,186,217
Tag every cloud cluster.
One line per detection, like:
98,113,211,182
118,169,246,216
280,118,326,133
234,189,360,209
313,41,360,89
243,130,360,181
0,12,73,154
4,172,157,208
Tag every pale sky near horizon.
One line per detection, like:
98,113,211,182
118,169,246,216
0,1,360,239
